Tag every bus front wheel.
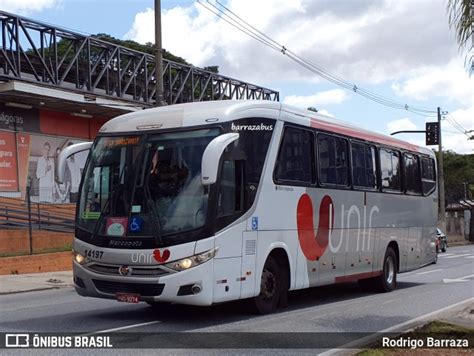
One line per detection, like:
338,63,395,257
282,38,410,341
252,256,286,314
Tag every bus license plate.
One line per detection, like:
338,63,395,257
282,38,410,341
116,293,140,303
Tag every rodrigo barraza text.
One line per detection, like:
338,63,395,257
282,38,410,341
382,336,469,349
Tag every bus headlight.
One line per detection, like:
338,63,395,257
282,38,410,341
165,247,218,271
73,251,87,265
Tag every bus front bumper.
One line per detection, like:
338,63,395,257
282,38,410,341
73,258,214,306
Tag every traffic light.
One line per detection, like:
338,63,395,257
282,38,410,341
426,122,439,145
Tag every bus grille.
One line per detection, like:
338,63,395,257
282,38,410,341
86,263,170,277
93,280,165,296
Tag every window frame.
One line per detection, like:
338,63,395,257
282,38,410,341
272,121,436,198
379,147,403,194
403,153,422,196
420,155,437,196
316,132,351,189
349,140,379,192
273,124,316,187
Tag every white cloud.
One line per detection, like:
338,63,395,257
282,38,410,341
442,131,474,154
0,0,60,14
124,0,473,154
445,106,474,131
125,0,459,85
318,109,335,118
392,59,474,105
442,105,474,153
283,89,349,108
386,118,418,134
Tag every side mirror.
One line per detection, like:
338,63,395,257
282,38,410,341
201,133,239,185
57,142,93,183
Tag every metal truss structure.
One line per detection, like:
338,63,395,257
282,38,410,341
0,11,279,106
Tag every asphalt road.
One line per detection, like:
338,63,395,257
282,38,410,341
0,245,473,354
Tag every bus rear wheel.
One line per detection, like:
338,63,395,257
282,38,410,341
358,247,397,293
252,256,286,314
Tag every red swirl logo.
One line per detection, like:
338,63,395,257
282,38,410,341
296,194,334,261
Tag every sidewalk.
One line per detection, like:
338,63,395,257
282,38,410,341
0,270,73,295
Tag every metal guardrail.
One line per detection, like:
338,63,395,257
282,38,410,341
0,204,75,233
0,192,75,235
0,10,279,105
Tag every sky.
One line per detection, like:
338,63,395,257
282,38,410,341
2,0,473,153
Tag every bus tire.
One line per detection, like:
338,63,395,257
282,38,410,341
252,256,283,314
358,247,397,293
441,241,447,253
374,247,397,292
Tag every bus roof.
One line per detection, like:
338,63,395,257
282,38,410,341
99,100,433,156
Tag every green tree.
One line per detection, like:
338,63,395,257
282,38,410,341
437,150,474,203
92,34,193,66
447,0,473,73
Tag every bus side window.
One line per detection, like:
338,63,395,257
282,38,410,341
404,153,422,195
318,134,349,187
274,126,314,185
380,148,401,192
351,142,377,189
421,157,436,195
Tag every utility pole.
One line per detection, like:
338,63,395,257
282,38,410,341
437,107,446,232
155,0,165,106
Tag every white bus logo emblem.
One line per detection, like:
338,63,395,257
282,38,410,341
5,334,29,347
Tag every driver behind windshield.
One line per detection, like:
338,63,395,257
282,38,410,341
148,147,189,199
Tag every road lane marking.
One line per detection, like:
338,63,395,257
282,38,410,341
444,254,472,259
439,253,454,257
465,256,474,259
319,297,474,356
416,269,442,275
443,274,474,284
86,320,162,335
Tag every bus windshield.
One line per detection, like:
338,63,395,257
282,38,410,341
77,128,220,239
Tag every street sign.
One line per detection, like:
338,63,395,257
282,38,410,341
426,122,439,145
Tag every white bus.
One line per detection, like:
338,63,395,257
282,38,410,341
59,100,438,314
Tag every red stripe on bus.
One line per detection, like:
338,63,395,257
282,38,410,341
335,270,382,283
310,120,420,152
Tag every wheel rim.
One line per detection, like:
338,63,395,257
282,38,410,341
385,256,395,285
260,269,276,300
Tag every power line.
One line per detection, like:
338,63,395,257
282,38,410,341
446,113,470,134
213,0,437,115
444,114,470,136
199,0,438,117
